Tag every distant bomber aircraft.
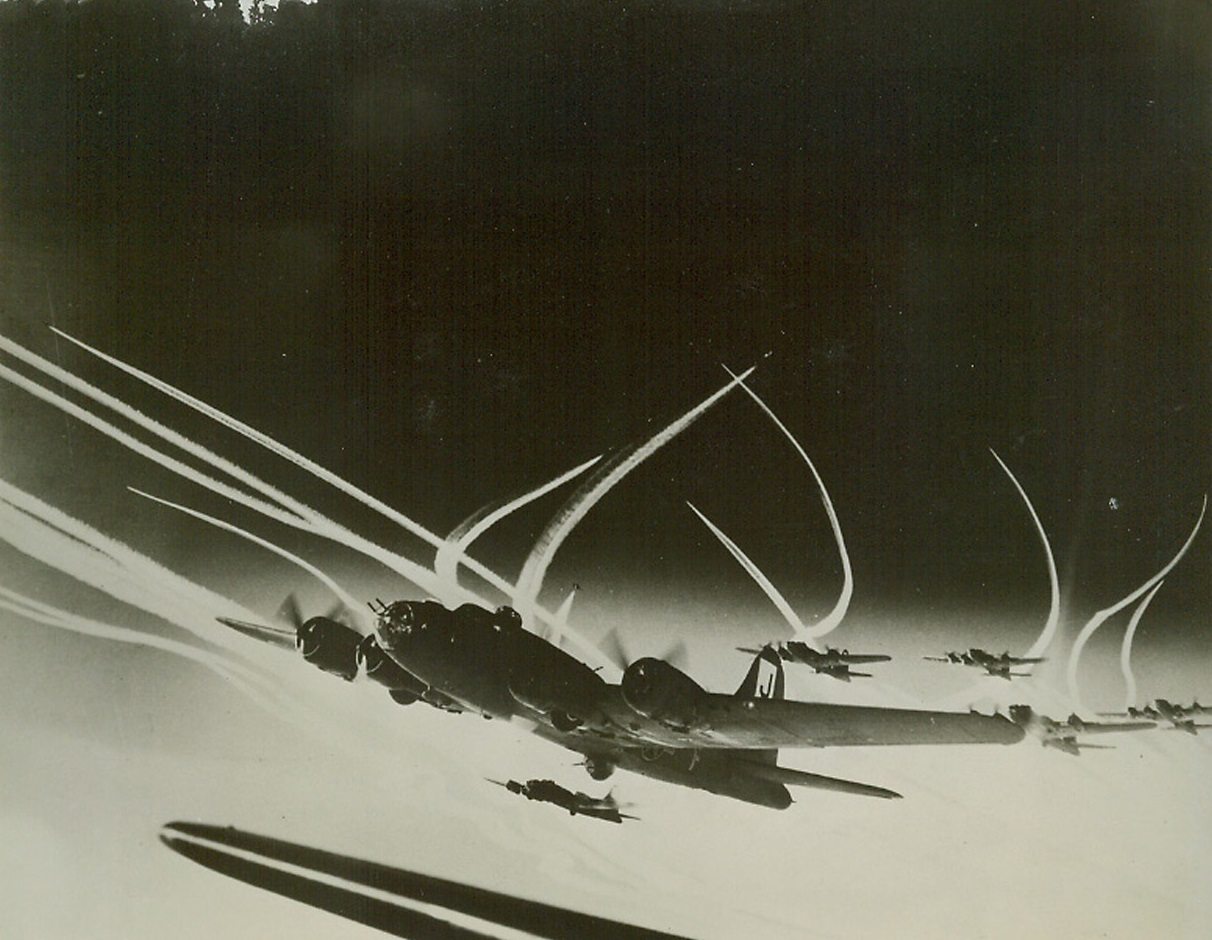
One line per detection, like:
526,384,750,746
925,648,1045,680
1105,699,1212,735
738,641,891,681
1008,705,1155,756
492,778,637,823
220,598,1024,809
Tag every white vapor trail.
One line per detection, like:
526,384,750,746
990,449,1061,663
554,584,579,633
723,366,853,640
0,362,308,530
511,367,755,649
0,479,263,645
1120,580,1165,711
687,501,807,639
0,354,457,604
50,330,506,594
0,501,254,663
1066,495,1206,713
0,335,312,523
39,328,596,648
434,455,601,593
0,585,289,721
128,487,365,625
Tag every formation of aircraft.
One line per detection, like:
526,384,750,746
1007,705,1156,756
1104,699,1212,735
737,640,891,681
491,778,637,823
220,598,1025,810
924,648,1046,680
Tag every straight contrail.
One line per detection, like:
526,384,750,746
0,334,313,523
687,501,806,638
129,487,365,623
36,328,597,647
0,585,289,721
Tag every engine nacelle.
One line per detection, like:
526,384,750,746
621,657,709,730
296,617,362,681
505,630,607,730
356,635,430,699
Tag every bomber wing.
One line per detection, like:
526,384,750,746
834,652,893,665
581,686,1025,751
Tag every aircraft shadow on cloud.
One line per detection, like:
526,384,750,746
220,597,1025,810
160,821,691,940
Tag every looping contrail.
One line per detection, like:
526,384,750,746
512,367,755,652
989,449,1060,663
692,367,853,643
1067,494,1206,713
1120,580,1165,711
725,366,852,639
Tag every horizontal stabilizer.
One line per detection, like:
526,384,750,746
216,616,296,651
738,760,902,800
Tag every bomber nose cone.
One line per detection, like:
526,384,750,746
375,600,415,650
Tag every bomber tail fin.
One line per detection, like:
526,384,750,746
734,645,784,699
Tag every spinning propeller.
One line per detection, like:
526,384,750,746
218,594,363,680
598,627,688,673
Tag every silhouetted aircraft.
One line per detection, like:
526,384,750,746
160,821,691,939
924,648,1045,680
491,778,637,823
1008,705,1155,756
1105,699,1212,735
221,599,1024,808
738,640,890,681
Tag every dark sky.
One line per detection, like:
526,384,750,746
1,0,1208,624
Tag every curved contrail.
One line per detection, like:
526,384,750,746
1120,580,1166,711
990,449,1061,663
129,487,366,626
1067,495,1206,713
434,455,600,594
723,367,853,640
512,368,754,648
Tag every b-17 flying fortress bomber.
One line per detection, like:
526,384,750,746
924,648,1047,680
0,325,1208,822
222,598,1023,808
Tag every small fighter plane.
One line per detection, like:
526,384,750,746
221,598,1025,809
491,778,637,823
738,640,891,681
924,648,1046,680
1008,704,1156,756
1105,699,1212,735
